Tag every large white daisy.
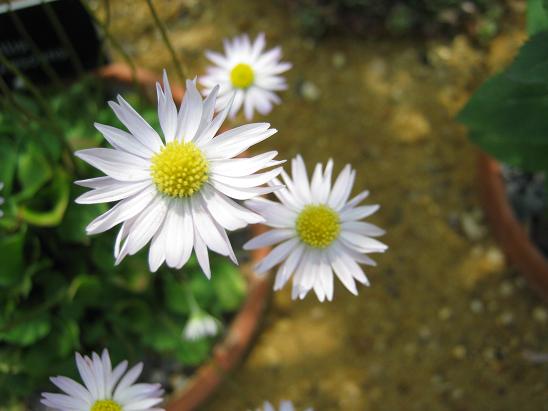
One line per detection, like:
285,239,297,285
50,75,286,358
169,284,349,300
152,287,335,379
41,349,164,411
75,72,282,277
257,400,313,411
200,33,291,120
244,156,387,301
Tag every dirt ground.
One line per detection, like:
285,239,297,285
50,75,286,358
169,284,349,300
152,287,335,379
102,1,548,409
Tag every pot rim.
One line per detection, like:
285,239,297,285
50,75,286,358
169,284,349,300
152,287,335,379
478,151,548,300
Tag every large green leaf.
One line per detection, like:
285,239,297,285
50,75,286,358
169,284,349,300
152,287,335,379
211,261,247,311
506,31,548,84
19,168,70,227
0,313,51,346
457,73,548,172
527,0,548,35
16,142,52,198
0,228,26,288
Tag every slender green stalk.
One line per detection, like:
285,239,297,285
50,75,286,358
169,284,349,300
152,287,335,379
0,50,77,173
145,0,187,84
7,0,62,88
41,1,85,75
79,0,138,84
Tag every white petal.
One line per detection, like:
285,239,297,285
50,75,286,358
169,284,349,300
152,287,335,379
113,363,143,397
328,247,358,295
255,237,300,274
179,79,203,142
191,196,236,263
341,221,385,237
49,376,92,404
157,70,178,143
209,151,282,177
201,184,264,230
196,85,220,136
210,167,281,189
211,179,283,200
109,96,163,152
86,185,157,235
245,198,297,228
274,244,305,290
75,148,150,182
339,231,388,253
193,226,211,278
202,123,275,160
340,205,380,221
343,190,370,210
76,180,152,204
244,229,294,250
116,196,168,260
328,164,354,210
94,123,153,159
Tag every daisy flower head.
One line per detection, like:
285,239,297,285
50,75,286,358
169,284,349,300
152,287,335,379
75,71,283,277
244,155,388,302
200,33,292,120
256,400,313,411
182,310,221,341
41,349,164,411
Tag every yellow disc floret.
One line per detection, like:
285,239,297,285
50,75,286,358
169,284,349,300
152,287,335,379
230,63,255,89
91,400,122,411
296,205,341,249
150,141,209,198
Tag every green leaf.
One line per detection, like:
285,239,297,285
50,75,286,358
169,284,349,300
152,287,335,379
0,313,51,346
211,261,246,311
458,73,548,172
19,168,70,227
16,143,52,197
0,143,18,193
57,189,106,243
163,275,191,315
506,31,548,84
527,0,548,35
0,228,26,288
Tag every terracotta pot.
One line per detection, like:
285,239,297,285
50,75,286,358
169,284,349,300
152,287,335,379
478,151,548,299
96,63,272,410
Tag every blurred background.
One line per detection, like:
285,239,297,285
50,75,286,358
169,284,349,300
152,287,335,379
0,0,547,410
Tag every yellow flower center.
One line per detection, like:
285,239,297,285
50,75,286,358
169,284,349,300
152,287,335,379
230,63,255,89
296,205,341,249
90,400,122,411
150,141,209,198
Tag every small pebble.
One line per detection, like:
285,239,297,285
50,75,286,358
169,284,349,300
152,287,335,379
332,52,347,68
418,326,432,340
300,81,321,101
452,345,467,360
451,388,464,400
499,281,514,297
497,311,514,326
532,306,548,323
483,347,496,361
469,299,484,313
438,307,452,321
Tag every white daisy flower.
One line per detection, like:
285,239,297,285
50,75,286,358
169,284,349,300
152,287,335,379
182,311,221,341
41,349,164,411
75,71,283,277
0,182,4,218
200,33,292,120
256,400,313,411
244,156,388,302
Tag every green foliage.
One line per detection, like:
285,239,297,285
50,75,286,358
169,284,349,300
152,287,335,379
0,77,248,405
526,0,548,35
458,30,548,174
